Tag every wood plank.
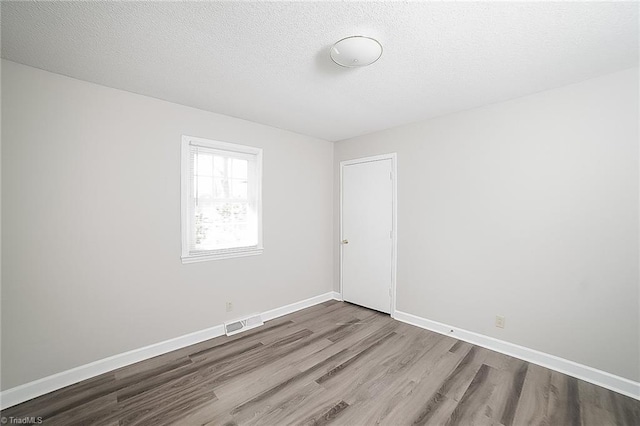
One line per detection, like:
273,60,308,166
609,388,640,425
486,356,529,425
360,338,471,424
445,364,502,426
44,393,120,426
511,363,552,425
303,399,350,425
439,345,490,402
547,370,574,426
578,378,619,426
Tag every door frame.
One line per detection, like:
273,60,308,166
340,153,397,317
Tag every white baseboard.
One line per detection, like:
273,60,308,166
393,310,640,401
262,291,340,321
1,291,340,410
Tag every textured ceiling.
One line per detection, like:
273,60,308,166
2,1,638,142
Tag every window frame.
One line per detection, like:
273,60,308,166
181,135,263,263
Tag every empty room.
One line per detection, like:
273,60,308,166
1,1,639,425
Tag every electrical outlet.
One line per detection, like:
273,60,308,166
226,302,233,312
495,315,505,328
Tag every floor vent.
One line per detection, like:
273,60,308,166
224,314,264,336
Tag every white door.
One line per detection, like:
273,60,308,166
341,157,394,313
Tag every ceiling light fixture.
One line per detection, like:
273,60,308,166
330,36,383,68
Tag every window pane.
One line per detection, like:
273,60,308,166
231,179,248,199
194,206,214,247
213,156,225,177
231,159,248,179
214,178,228,198
195,176,213,198
214,202,248,224
196,153,213,177
194,202,255,250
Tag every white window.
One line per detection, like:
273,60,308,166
181,135,263,263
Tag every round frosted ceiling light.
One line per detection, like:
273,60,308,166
330,36,383,68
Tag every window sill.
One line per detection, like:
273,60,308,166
181,247,263,264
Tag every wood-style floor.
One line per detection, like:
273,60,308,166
2,300,639,425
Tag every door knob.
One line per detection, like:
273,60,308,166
342,239,349,244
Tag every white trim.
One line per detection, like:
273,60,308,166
180,135,263,264
181,136,190,259
394,310,640,401
262,291,340,322
0,291,340,410
181,247,263,263
339,153,397,317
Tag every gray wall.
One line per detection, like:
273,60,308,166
1,60,334,390
334,68,640,381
